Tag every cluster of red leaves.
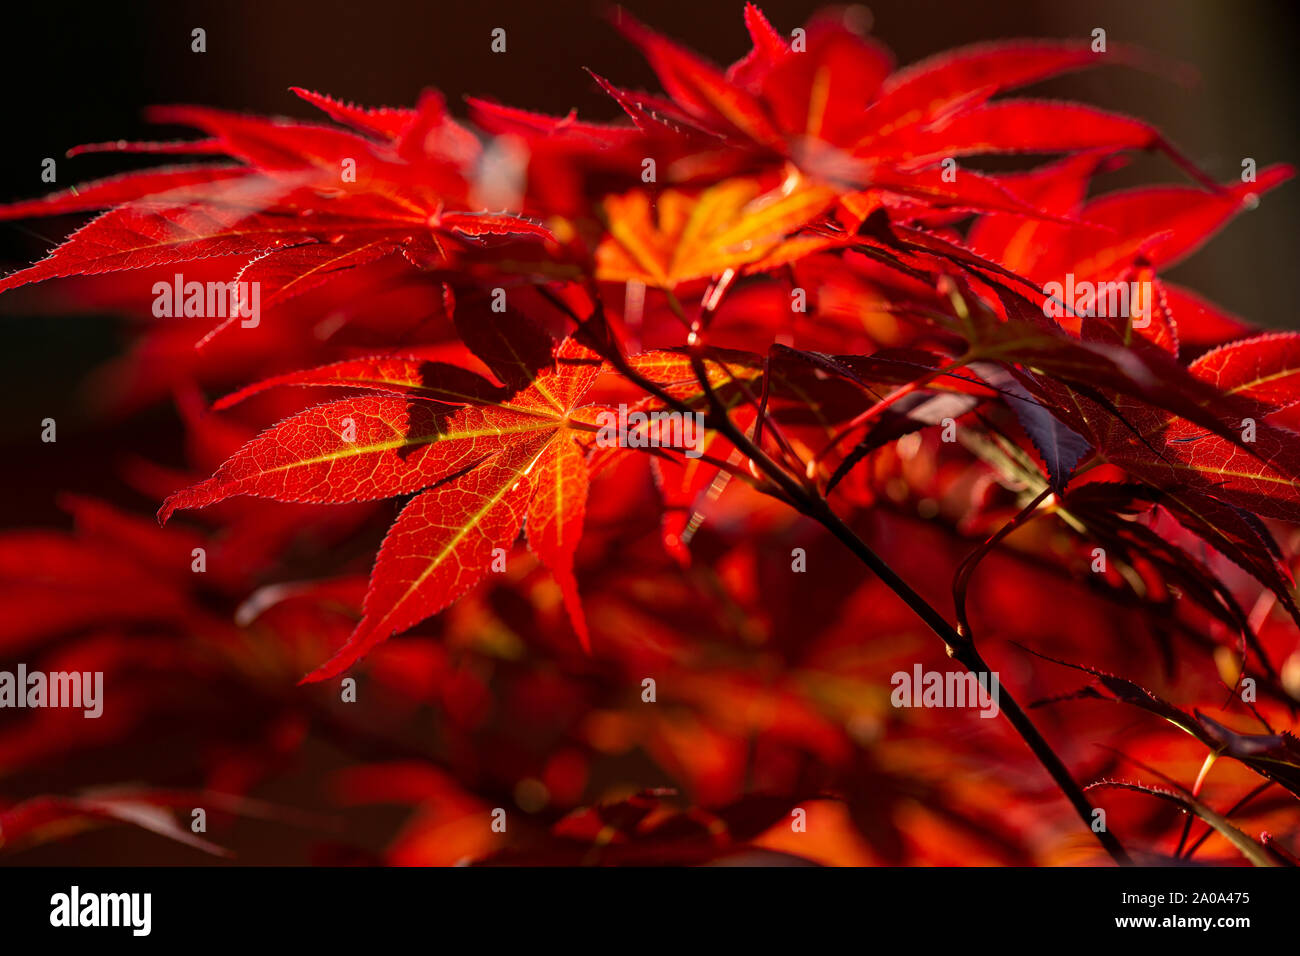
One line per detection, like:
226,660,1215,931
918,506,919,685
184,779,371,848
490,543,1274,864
1,5,1297,866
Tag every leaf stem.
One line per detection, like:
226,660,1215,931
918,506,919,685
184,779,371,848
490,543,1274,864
952,486,1053,638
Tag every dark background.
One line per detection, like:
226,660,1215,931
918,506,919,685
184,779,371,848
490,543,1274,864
0,0,1294,864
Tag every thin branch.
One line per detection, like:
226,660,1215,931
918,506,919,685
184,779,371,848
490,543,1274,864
952,486,1053,638
542,281,1132,865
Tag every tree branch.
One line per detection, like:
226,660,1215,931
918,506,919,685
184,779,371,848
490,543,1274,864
539,283,1131,865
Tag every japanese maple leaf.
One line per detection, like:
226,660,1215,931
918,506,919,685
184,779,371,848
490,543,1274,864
595,174,839,288
1116,333,1300,524
159,309,604,678
1020,326,1300,525
593,5,1210,210
968,161,1295,350
0,89,552,333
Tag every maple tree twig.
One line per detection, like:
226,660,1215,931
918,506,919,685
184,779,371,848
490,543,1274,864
952,486,1054,638
680,330,1130,866
785,479,1134,866
543,282,1131,863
